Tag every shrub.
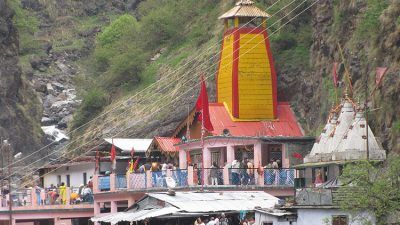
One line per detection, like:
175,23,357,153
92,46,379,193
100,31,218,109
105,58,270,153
73,88,108,128
97,14,139,47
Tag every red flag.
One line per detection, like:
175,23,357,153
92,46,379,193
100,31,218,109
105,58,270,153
195,75,214,131
376,67,388,87
292,152,303,160
132,156,140,171
332,62,339,87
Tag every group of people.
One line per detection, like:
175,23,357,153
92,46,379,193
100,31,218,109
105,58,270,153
35,181,93,205
193,213,255,225
230,158,255,186
194,213,231,225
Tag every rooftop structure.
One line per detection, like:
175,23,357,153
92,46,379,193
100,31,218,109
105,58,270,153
92,191,279,224
303,98,386,164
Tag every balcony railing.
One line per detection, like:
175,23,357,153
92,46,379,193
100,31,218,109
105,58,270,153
264,168,295,186
0,187,93,208
93,167,296,193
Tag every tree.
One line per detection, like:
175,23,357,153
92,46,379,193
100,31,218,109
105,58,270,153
338,155,400,225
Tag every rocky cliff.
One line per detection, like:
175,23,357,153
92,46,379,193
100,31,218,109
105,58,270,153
295,0,400,152
0,0,43,155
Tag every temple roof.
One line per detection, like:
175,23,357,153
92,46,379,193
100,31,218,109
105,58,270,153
304,99,386,163
207,102,304,137
219,0,271,19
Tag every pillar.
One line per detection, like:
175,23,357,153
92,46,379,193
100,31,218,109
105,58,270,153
179,149,187,169
66,187,71,205
94,201,101,215
254,142,264,185
92,174,99,194
282,144,289,168
128,197,135,207
203,147,211,168
187,166,194,186
146,170,152,188
126,173,132,189
110,174,116,192
31,187,37,207
111,201,117,213
226,145,235,164
223,165,230,185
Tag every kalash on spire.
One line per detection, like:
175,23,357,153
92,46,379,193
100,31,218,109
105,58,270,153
217,0,277,120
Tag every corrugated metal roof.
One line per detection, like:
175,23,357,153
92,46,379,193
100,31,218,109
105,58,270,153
148,191,279,213
91,207,179,224
92,191,279,223
154,137,181,152
219,1,271,19
104,138,152,153
208,102,304,137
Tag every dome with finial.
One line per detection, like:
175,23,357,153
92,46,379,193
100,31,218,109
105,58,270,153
219,0,271,19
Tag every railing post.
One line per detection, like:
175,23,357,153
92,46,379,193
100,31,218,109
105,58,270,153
223,166,229,185
126,173,132,189
146,171,152,188
257,168,264,186
110,174,116,192
187,166,194,186
66,187,71,205
92,174,99,194
31,188,37,207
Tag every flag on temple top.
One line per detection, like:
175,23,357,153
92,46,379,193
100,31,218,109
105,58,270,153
110,139,116,170
376,67,388,87
332,62,339,87
195,75,214,131
292,152,303,160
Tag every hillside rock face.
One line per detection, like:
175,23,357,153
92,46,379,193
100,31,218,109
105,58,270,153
0,0,43,155
288,0,400,152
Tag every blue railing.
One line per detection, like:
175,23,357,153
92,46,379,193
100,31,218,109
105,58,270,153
172,169,188,187
98,176,110,191
116,175,127,189
264,168,295,186
151,171,166,187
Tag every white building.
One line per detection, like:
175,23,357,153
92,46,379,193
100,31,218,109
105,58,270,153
255,208,375,225
40,160,98,188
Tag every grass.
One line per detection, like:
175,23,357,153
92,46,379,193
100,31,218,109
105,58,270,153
354,0,389,41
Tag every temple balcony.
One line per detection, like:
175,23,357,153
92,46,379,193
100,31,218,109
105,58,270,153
92,167,297,197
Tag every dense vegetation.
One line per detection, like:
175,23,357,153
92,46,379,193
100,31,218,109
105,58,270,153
73,0,314,128
339,156,400,225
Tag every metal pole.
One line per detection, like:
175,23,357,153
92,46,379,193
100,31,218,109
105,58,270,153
6,143,12,225
365,73,369,160
201,109,205,192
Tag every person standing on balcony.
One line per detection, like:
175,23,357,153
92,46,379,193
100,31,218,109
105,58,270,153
231,160,240,185
247,160,255,185
210,162,219,185
59,182,66,205
35,185,42,205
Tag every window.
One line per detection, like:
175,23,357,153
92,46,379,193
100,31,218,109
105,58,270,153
312,167,328,184
332,215,348,225
83,172,87,185
57,175,61,185
66,174,70,187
